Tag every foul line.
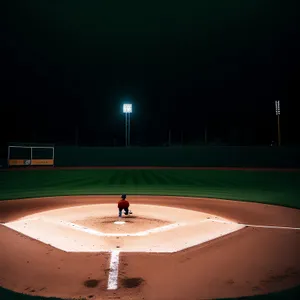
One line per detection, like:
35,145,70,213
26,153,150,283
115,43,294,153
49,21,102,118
243,224,300,230
107,250,120,290
210,219,300,230
7,217,300,234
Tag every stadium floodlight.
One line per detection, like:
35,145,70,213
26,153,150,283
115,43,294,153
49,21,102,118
275,100,280,116
123,103,132,147
123,103,132,113
275,100,281,146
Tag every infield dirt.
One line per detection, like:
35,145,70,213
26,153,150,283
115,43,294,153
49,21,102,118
0,195,300,300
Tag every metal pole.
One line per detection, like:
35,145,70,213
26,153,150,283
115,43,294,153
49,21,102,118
125,113,128,147
128,113,130,147
30,147,33,165
7,146,10,167
52,147,55,167
277,115,281,146
275,101,281,146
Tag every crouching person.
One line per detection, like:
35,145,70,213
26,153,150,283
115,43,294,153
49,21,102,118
118,194,132,217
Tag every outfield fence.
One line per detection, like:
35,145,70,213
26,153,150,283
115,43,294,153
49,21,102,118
49,146,300,168
3,146,299,169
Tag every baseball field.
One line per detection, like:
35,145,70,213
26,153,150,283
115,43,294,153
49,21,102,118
1,167,300,300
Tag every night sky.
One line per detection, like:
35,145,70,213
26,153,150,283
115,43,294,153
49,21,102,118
1,1,299,149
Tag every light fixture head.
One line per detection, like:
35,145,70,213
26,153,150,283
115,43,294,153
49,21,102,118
275,100,280,115
123,103,132,113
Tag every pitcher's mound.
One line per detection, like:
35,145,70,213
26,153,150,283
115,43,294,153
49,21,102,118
74,216,171,234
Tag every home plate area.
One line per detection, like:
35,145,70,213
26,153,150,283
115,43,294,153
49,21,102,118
3,204,244,253
76,215,171,234
3,203,245,291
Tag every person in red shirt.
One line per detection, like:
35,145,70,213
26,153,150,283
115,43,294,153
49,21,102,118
118,194,132,217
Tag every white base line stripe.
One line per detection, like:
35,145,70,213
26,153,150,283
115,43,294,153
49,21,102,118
243,224,300,230
107,250,120,290
211,219,300,230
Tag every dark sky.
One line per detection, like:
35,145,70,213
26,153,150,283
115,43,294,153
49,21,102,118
1,0,299,147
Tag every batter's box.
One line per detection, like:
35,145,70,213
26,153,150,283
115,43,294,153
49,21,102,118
3,204,245,253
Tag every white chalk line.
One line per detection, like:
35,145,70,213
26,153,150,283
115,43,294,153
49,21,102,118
210,219,300,230
39,218,186,237
6,217,299,234
107,250,120,290
244,224,300,230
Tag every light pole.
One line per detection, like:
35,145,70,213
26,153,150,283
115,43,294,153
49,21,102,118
123,103,132,147
275,100,281,146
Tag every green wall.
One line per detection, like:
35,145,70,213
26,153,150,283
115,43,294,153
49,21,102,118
53,146,300,168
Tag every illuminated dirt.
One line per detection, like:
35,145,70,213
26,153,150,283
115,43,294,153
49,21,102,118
2,204,243,252
0,195,300,300
74,215,171,234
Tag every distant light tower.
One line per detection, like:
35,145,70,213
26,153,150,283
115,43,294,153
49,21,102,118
275,100,281,146
123,103,132,147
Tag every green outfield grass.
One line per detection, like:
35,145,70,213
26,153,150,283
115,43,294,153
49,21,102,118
1,168,299,300
1,169,300,208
